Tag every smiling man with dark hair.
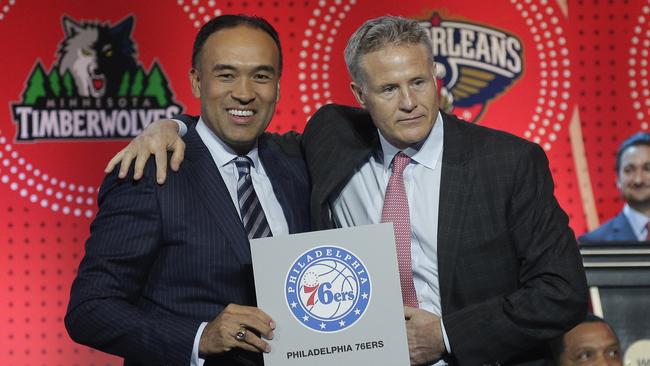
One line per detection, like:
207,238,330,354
65,14,310,366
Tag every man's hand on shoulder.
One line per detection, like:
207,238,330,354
104,119,186,184
404,307,445,365
199,304,275,356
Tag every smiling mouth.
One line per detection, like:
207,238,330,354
227,108,256,118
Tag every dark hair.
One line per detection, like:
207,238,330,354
616,132,650,172
547,314,617,365
191,14,283,76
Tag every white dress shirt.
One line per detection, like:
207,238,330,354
623,204,650,241
331,112,450,365
190,118,289,365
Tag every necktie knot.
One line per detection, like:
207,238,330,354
233,156,253,177
391,152,411,176
232,155,272,239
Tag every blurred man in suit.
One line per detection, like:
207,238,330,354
65,15,310,366
580,132,650,242
106,15,587,366
549,314,622,366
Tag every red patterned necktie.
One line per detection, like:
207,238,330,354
381,152,419,307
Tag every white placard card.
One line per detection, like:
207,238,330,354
250,223,409,366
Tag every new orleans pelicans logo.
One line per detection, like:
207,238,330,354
421,13,524,122
11,15,182,141
285,246,371,332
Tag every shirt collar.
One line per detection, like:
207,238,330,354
379,111,444,171
623,203,650,236
196,117,261,172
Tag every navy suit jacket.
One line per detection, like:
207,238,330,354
579,211,637,243
301,104,588,366
65,126,310,366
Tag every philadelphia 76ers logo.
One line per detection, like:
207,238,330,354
285,246,371,332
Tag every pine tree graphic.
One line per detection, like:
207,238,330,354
131,68,144,96
62,70,76,97
23,63,47,105
49,69,61,97
143,63,171,107
118,72,131,96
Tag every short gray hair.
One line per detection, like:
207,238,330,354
344,15,434,85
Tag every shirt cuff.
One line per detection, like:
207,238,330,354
440,317,451,354
191,321,208,366
173,118,188,137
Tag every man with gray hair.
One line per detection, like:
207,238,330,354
107,15,588,366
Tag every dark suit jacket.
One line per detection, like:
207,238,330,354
65,126,310,366
301,104,588,366
578,211,637,242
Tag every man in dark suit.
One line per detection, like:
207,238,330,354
106,15,587,366
65,15,310,366
301,16,586,366
580,132,650,243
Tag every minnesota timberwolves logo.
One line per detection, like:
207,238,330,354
11,15,182,141
285,246,371,332
421,13,524,122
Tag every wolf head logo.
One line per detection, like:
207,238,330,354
57,16,137,97
12,14,182,142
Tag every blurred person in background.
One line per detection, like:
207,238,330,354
580,132,650,242
548,314,622,366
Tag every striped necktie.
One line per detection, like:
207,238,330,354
233,156,273,239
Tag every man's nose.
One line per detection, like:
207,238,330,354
232,79,255,104
399,88,416,112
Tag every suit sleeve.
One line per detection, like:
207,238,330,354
442,143,588,365
65,163,200,366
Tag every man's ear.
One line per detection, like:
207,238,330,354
350,82,366,108
276,82,281,103
189,68,201,98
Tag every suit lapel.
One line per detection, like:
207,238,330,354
184,128,252,264
436,113,473,314
258,137,301,233
612,212,637,240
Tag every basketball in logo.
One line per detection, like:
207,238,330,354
285,246,371,332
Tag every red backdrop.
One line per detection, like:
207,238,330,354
1,0,648,363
